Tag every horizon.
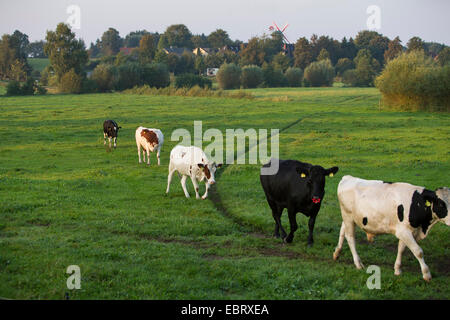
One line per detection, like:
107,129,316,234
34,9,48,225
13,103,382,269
1,0,449,46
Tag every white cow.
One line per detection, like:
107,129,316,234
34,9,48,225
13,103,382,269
135,127,164,165
166,145,222,199
333,175,449,281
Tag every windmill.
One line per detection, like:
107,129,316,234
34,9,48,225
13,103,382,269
269,22,291,50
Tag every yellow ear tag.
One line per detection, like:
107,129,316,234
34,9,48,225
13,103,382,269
425,200,431,207
329,173,334,177
301,173,306,178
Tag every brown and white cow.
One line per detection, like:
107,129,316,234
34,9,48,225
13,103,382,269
166,145,222,199
333,175,449,281
135,126,164,165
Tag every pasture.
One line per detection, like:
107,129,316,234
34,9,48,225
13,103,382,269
0,87,449,299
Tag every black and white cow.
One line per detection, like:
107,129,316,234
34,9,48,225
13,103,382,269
333,175,449,281
103,120,121,148
260,159,339,246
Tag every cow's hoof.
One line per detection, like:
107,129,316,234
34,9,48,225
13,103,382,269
284,236,293,244
333,251,340,261
273,233,280,239
423,273,432,282
394,269,401,276
307,242,314,247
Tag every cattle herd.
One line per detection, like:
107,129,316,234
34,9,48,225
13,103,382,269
103,120,449,282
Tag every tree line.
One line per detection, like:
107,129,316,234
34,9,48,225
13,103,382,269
1,22,449,96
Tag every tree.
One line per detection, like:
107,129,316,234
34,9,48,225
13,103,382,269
191,34,209,48
205,52,225,68
59,68,83,93
317,48,330,61
304,59,334,87
216,63,241,89
262,32,284,62
335,58,354,76
437,47,450,66
294,37,313,69
175,52,195,75
88,40,101,58
10,59,28,81
262,62,287,87
194,55,206,75
285,67,303,87
354,30,389,64
340,37,357,60
239,37,265,66
241,65,263,88
272,52,291,72
44,23,88,80
141,63,170,88
384,37,403,62
407,36,425,53
0,34,17,79
207,29,232,48
10,30,29,61
101,28,122,56
28,41,47,58
163,24,193,48
350,49,380,86
92,64,115,92
139,34,156,64
124,30,151,48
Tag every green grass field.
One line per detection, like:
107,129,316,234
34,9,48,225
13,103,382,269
0,87,449,299
28,58,50,73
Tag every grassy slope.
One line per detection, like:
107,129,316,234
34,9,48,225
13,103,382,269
0,88,449,299
28,58,50,73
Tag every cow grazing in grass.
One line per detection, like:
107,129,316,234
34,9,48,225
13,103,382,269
135,127,164,165
166,145,222,199
103,120,121,148
260,159,339,246
333,175,449,281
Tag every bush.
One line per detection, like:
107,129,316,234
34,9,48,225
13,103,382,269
262,63,287,87
92,64,116,92
141,63,171,88
375,51,449,111
6,79,46,96
6,81,23,96
304,59,335,87
114,62,142,91
335,58,354,77
342,69,359,87
175,73,212,89
240,65,263,88
59,69,83,93
285,67,303,87
81,78,98,93
217,63,241,89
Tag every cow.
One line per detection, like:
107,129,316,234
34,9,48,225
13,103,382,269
135,127,164,165
260,159,339,246
103,120,121,148
333,175,449,281
166,145,222,199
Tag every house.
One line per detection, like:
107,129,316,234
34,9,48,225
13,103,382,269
192,47,217,56
163,47,192,57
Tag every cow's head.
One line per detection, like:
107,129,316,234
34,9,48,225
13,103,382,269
434,187,449,226
198,162,223,185
296,165,339,204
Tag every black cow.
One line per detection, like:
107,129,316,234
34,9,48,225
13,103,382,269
260,159,339,246
103,120,121,148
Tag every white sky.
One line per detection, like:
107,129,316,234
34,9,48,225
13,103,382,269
1,0,449,45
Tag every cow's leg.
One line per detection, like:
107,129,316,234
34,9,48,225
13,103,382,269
113,137,117,148
166,163,175,194
146,148,151,165
307,212,318,247
202,182,212,199
104,133,107,145
344,219,364,269
190,176,201,199
394,240,407,276
157,147,161,166
333,222,346,261
137,144,142,163
396,229,431,281
180,175,190,198
108,137,112,148
284,205,298,243
267,199,284,238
